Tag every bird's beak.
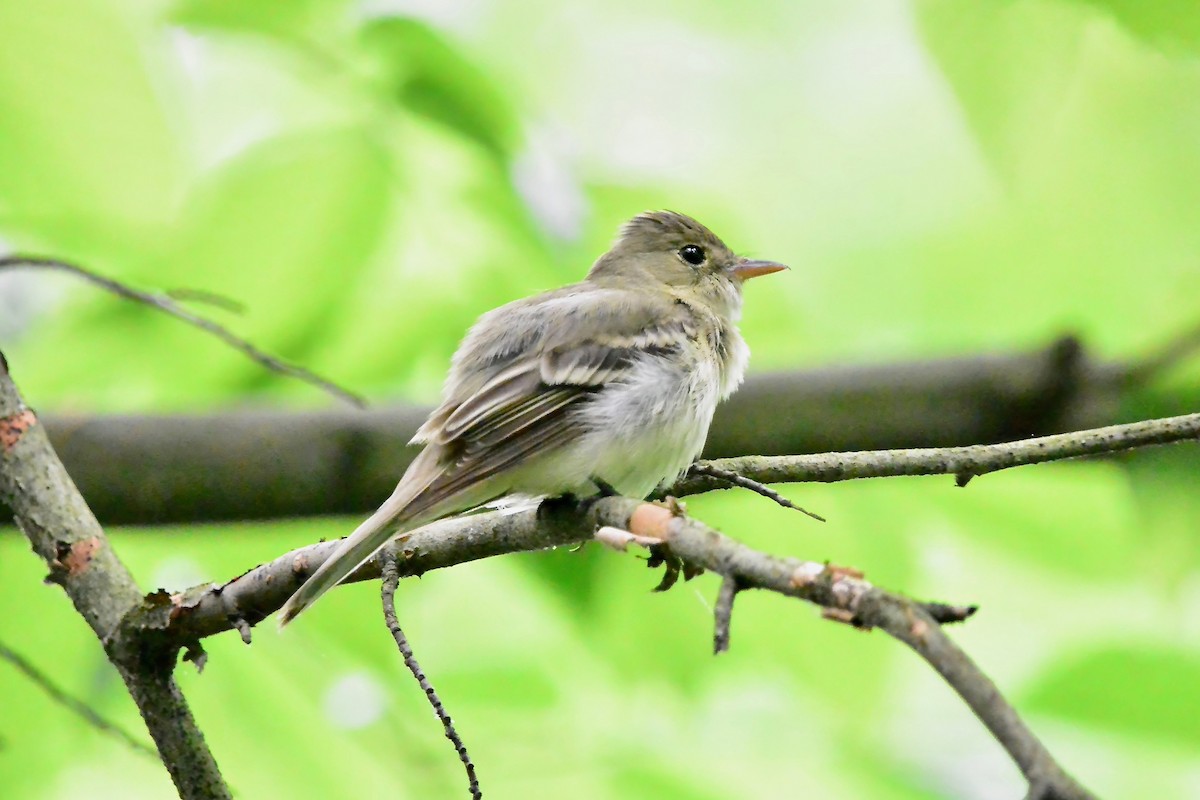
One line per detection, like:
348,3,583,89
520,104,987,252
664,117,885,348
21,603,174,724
731,258,788,281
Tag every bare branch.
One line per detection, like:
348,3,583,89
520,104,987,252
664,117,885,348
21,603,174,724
0,255,364,408
163,287,247,315
672,411,1200,495
623,505,1094,800
381,554,481,800
158,410,1200,646
0,638,158,759
159,491,1096,799
0,355,232,800
850,592,1092,799
23,334,1159,526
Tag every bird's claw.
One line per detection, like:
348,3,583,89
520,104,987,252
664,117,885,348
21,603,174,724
646,543,703,592
593,527,702,590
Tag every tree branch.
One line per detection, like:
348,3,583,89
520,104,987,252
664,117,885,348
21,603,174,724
0,255,364,408
381,554,481,800
674,411,1200,495
143,409,1200,797
0,353,232,800
153,492,1095,799
850,592,1092,800
14,334,1147,526
152,408,1198,645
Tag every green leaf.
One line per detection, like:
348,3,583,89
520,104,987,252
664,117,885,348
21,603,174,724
168,0,352,40
1023,646,1200,749
360,18,520,160
932,465,1140,582
915,0,1089,182
1121,447,1200,586
12,127,392,410
1073,0,1200,55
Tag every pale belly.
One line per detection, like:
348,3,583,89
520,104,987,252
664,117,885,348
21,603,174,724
512,350,721,499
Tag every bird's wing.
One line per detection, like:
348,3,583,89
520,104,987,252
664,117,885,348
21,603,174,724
405,287,700,516
279,286,698,626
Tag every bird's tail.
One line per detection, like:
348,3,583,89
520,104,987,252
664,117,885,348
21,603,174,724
278,452,445,627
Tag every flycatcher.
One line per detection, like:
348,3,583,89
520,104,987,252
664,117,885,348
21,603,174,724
279,211,786,625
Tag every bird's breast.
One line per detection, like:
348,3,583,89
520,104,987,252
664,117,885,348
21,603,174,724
562,345,722,498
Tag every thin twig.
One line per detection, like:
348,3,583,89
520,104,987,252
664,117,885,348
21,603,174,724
671,411,1200,494
0,638,157,759
615,503,1094,800
712,575,739,654
683,462,826,521
0,256,364,408
164,288,247,315
380,554,481,800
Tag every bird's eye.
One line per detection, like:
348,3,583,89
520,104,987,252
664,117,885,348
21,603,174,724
679,244,706,266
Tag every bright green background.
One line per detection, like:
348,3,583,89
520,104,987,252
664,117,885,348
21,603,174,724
2,1,1199,798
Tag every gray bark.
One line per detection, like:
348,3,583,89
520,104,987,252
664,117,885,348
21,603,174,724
25,337,1137,526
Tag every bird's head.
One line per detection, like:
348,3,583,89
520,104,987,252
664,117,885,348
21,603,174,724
587,210,787,319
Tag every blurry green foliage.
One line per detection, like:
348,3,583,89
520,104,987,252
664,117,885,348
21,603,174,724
0,0,184,256
1023,646,1200,749
1074,0,1200,55
1,1,1198,799
170,0,350,39
360,17,520,160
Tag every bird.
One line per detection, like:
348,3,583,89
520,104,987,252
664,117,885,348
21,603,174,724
278,210,786,626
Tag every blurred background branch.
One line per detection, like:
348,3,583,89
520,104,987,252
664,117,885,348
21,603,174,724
0,336,1116,524
0,255,366,408
0,639,157,760
13,327,1196,526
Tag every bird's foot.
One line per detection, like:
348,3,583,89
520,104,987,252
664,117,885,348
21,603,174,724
592,494,699,590
593,526,700,590
645,542,703,592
